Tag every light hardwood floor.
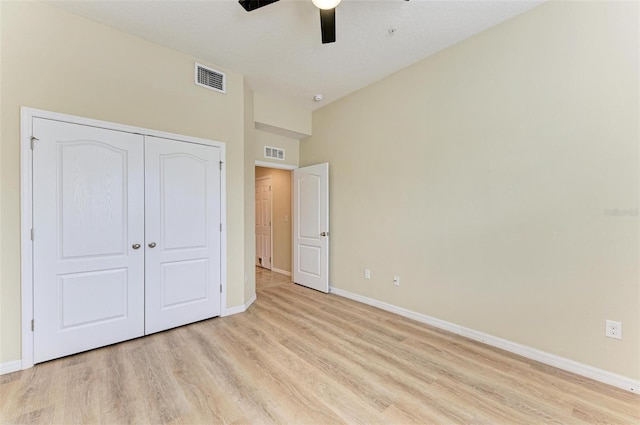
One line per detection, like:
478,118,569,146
1,267,638,424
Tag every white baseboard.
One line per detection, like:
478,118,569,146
329,286,639,394
271,267,291,277
223,293,257,317
0,360,22,375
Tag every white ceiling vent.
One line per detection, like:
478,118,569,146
195,63,226,94
264,146,285,161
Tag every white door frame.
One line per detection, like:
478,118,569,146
254,160,297,171
20,107,228,370
255,176,273,270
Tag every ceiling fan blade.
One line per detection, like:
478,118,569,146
319,8,336,44
238,0,280,12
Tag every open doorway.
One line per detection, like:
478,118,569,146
255,166,292,277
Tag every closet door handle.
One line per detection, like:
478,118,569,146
148,242,157,248
132,243,141,250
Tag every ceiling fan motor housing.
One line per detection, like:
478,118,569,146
238,0,341,44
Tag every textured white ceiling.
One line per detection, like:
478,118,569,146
51,0,543,111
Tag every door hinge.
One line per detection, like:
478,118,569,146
30,136,39,150
269,186,272,191
219,161,223,171
31,319,34,332
30,228,34,241
220,223,222,232
220,284,222,294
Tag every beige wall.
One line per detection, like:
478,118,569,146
301,1,639,380
255,130,299,167
0,1,4,363
255,167,292,273
254,93,311,137
244,82,257,301
255,167,271,179
0,2,248,363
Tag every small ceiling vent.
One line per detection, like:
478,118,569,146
195,63,226,94
265,146,285,161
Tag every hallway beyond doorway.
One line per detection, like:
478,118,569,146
255,166,292,276
256,266,292,290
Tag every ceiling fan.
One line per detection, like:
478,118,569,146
238,0,343,44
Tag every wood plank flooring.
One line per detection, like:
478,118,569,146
1,267,638,424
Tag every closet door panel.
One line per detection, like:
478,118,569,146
145,136,221,334
32,118,145,363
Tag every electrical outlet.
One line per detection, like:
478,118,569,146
393,276,400,286
364,269,371,279
606,320,622,339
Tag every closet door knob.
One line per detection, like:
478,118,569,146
132,244,141,250
148,242,157,248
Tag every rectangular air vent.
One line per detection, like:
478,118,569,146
264,146,285,161
195,63,226,94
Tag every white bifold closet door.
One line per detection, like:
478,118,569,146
144,136,221,334
33,118,146,363
32,119,221,363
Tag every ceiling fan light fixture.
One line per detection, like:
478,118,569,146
312,0,341,10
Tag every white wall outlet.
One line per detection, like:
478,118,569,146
393,276,400,286
364,269,371,279
606,320,622,339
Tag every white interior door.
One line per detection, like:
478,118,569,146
293,163,329,293
255,177,272,269
32,118,145,363
144,136,222,334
